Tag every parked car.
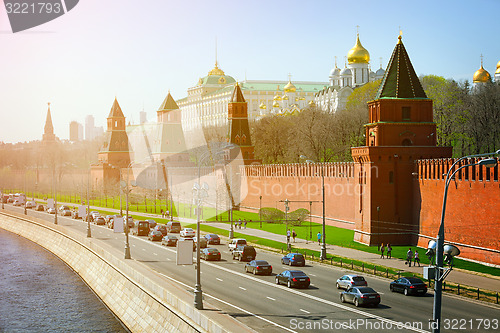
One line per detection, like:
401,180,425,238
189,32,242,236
281,253,306,266
47,207,56,214
390,277,427,296
36,204,45,211
166,221,181,233
94,217,106,225
161,235,178,247
232,245,256,262
154,224,168,236
146,219,157,229
180,228,195,238
201,248,221,261
275,270,310,288
133,221,150,236
204,233,220,245
245,260,272,275
148,230,163,241
340,287,380,307
192,237,208,250
336,274,368,290
228,238,247,252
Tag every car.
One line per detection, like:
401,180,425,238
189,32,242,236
148,230,163,241
94,217,106,225
281,253,306,266
390,277,428,296
275,270,310,289
192,237,208,250
13,200,23,206
180,228,195,238
146,219,157,229
133,221,150,236
201,248,221,261
204,233,220,245
153,224,168,236
336,274,368,290
228,238,247,252
61,209,72,216
125,216,134,229
47,207,56,214
107,219,114,229
340,287,380,307
232,245,256,262
72,210,81,219
245,260,272,275
7,197,14,203
166,221,181,233
59,205,70,212
161,235,178,247
36,204,45,211
25,201,36,209
90,211,100,221
104,215,114,223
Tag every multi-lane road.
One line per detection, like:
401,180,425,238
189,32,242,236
5,205,500,332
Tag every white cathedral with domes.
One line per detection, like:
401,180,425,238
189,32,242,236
315,33,385,113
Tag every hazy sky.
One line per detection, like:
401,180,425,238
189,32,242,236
1,0,499,143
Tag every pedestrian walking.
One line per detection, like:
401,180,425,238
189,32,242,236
414,250,420,267
238,219,242,229
166,210,169,218
244,219,247,229
406,248,413,267
380,243,385,259
292,229,297,242
317,232,322,245
286,229,291,244
386,244,392,259
161,209,164,218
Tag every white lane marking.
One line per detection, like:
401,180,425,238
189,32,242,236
132,244,136,247
142,248,145,251
266,296,275,301
157,272,296,333
153,253,158,256
216,278,223,282
309,274,316,277
239,287,246,291
299,309,310,314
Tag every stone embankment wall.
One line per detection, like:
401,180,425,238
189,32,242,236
0,212,253,333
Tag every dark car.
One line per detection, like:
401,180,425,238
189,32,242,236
134,221,150,236
232,245,256,262
61,209,72,216
143,219,156,229
275,270,310,288
154,224,168,236
336,274,367,290
94,217,106,225
125,216,134,229
105,215,114,223
390,277,428,296
161,235,178,247
201,248,221,261
148,230,163,241
281,253,305,266
341,287,380,307
193,237,208,250
166,221,181,233
204,233,220,245
36,204,45,211
245,260,272,275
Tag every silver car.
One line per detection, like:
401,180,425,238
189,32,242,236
336,274,367,290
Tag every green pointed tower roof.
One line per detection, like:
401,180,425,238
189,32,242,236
375,35,427,99
231,82,245,102
108,97,125,118
158,92,179,112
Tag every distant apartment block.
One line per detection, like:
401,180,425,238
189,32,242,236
85,115,104,141
69,121,83,141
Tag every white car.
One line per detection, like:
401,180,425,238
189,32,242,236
228,238,247,252
180,228,195,238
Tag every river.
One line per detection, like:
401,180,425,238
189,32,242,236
0,228,128,332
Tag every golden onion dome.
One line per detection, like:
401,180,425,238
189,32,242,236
283,94,289,100
473,65,491,83
259,102,267,109
208,61,225,76
273,101,280,108
347,34,370,64
274,93,282,101
299,96,305,100
284,80,296,93
496,60,500,74
308,100,316,107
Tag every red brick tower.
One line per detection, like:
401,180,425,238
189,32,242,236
351,35,452,246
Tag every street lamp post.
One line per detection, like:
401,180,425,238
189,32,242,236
431,151,498,333
86,168,91,238
124,165,132,260
259,195,262,229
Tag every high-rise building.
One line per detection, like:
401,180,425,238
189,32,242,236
140,110,147,124
85,115,95,141
69,121,83,141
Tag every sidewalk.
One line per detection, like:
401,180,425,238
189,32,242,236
53,201,500,292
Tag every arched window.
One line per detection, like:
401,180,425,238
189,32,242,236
402,138,412,146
